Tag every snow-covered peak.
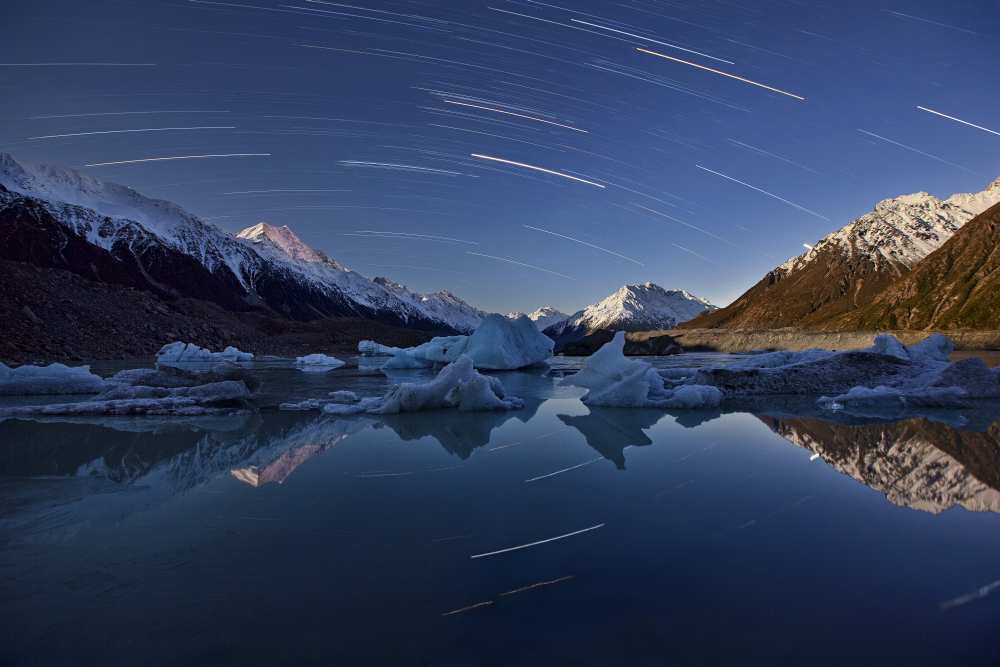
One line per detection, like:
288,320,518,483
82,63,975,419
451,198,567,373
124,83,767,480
0,152,202,241
373,276,487,333
508,306,569,330
554,282,717,333
779,177,1000,274
0,152,491,334
236,222,337,266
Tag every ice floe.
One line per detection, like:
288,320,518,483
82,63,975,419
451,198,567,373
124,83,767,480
0,363,259,417
561,332,721,408
282,355,524,416
156,342,254,364
0,362,109,395
294,353,346,371
373,314,553,371
358,340,403,356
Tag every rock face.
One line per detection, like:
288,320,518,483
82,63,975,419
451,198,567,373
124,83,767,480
0,153,484,333
838,202,1000,330
686,177,1000,330
545,282,716,352
760,416,1000,515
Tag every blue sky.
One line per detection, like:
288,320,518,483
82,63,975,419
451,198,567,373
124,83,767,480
2,0,999,314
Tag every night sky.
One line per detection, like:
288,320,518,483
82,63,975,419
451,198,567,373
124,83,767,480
2,0,999,314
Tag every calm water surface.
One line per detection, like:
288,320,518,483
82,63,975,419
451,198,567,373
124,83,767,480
2,355,1000,665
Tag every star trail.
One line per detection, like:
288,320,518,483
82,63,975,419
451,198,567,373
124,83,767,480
2,0,998,313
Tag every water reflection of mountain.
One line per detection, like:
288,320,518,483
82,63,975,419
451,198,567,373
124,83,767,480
230,418,372,486
0,414,371,544
759,416,1000,514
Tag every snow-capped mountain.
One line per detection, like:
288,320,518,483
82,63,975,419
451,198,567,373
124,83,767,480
0,153,483,332
236,222,335,266
507,306,569,330
546,282,717,338
688,176,1000,330
372,276,487,333
780,178,1000,274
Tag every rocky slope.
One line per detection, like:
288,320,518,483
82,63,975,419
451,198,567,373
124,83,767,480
837,202,1000,330
686,177,1000,330
545,282,715,352
0,153,484,333
0,259,434,363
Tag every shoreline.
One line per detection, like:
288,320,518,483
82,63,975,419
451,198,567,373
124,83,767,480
646,328,1000,353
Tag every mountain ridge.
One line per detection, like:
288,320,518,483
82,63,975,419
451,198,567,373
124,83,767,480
0,153,483,333
685,176,1000,331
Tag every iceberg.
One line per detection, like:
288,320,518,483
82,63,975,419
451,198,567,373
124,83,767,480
0,362,108,395
376,314,553,370
358,340,403,356
562,332,721,408
157,342,254,363
0,380,254,417
283,355,524,416
294,353,346,371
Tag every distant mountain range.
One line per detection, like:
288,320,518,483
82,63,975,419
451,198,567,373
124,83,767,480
544,282,717,351
507,306,569,331
687,177,1000,331
0,153,484,334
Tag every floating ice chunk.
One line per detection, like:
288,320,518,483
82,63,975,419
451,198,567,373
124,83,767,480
358,340,403,356
866,334,910,360
279,391,360,412
286,355,524,415
663,384,723,409
562,331,711,408
373,355,524,413
294,353,346,371
462,314,553,370
107,363,260,391
0,380,254,418
328,390,359,403
0,362,108,395
157,342,254,363
380,335,468,369
373,314,553,370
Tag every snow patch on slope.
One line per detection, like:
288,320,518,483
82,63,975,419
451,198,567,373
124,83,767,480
779,177,1000,274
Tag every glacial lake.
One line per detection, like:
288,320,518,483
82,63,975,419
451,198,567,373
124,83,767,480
2,354,1000,665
